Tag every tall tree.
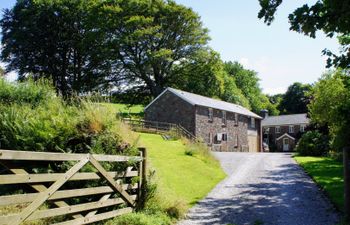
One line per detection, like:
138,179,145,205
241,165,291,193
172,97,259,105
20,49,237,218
278,82,312,115
99,0,209,97
258,0,350,68
1,0,111,96
223,61,278,114
1,0,209,97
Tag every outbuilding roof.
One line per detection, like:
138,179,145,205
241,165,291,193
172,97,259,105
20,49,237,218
145,87,262,119
261,113,310,126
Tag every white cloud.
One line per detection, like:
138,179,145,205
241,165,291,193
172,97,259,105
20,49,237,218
263,87,286,95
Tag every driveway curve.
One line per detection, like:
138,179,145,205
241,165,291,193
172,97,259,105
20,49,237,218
179,152,339,225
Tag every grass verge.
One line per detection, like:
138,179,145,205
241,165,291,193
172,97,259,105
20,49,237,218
294,156,343,210
139,133,226,208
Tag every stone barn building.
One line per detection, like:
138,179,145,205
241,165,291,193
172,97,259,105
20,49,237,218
144,88,263,152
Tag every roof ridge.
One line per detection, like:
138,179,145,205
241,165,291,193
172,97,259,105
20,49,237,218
167,87,245,109
266,113,307,118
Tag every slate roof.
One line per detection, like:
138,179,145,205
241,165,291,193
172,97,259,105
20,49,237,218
261,113,310,126
145,87,262,119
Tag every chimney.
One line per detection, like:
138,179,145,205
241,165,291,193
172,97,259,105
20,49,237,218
260,109,268,119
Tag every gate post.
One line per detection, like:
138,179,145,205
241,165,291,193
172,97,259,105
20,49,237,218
138,147,147,208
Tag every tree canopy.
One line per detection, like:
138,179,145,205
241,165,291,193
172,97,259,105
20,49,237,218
223,61,279,115
278,82,312,115
308,70,350,148
1,0,209,97
258,0,350,68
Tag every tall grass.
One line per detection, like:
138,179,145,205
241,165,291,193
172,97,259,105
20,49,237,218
0,78,138,155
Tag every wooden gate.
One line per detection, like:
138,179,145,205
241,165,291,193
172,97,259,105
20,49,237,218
0,149,146,225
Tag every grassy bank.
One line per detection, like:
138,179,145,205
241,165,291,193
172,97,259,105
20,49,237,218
106,133,225,224
294,156,343,210
139,133,225,208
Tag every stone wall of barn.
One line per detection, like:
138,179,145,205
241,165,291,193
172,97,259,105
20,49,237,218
194,105,261,152
144,91,196,134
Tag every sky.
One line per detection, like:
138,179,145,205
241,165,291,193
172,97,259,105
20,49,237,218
0,0,340,94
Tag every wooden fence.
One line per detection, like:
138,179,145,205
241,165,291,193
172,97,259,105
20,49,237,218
0,148,146,225
122,118,199,142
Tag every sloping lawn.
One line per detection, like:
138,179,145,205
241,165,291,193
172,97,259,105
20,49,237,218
294,156,343,210
139,133,226,207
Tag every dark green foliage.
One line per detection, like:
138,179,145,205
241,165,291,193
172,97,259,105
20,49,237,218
223,61,279,114
258,0,350,68
278,82,312,115
296,130,330,156
1,0,110,96
1,0,210,97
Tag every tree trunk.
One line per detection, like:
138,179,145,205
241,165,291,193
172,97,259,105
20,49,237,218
344,146,350,219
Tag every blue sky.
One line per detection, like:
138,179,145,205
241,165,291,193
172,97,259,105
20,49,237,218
1,0,339,94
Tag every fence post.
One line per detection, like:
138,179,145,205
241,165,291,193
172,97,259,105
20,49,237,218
138,147,147,204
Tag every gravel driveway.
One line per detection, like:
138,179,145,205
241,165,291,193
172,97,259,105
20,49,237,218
179,152,339,225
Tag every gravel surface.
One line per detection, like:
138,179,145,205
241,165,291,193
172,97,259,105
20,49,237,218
178,152,339,225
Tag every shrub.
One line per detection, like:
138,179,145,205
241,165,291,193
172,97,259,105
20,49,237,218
296,130,330,156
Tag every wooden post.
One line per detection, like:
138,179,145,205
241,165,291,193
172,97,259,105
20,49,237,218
137,147,147,209
139,148,147,186
344,147,350,219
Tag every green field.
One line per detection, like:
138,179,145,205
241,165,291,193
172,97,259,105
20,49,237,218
99,103,144,118
294,156,343,210
139,133,226,207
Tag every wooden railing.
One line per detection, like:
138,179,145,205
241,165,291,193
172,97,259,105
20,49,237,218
122,118,199,142
0,148,146,225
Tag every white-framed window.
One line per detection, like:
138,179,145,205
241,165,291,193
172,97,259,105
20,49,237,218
275,126,281,133
300,125,305,132
289,125,294,133
216,133,222,142
208,108,213,122
222,111,226,125
251,117,255,128
234,113,239,126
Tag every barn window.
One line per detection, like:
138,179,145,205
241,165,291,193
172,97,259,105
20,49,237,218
208,108,213,122
222,133,228,141
289,125,294,133
275,126,281,133
235,134,239,147
222,111,226,125
216,133,222,142
234,113,238,126
251,117,255,128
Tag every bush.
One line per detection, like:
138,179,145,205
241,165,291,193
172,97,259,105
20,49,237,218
296,130,330,156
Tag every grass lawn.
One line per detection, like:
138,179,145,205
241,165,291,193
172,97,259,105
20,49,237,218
138,133,226,207
99,103,144,118
294,156,343,210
